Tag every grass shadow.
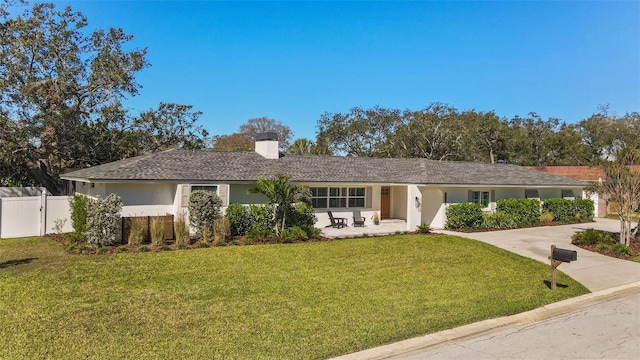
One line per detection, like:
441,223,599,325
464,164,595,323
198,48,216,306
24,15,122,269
0,258,38,269
543,280,569,289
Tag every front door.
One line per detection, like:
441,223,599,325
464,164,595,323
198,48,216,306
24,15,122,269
380,186,390,219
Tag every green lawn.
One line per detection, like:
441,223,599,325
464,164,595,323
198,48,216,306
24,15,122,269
0,234,588,359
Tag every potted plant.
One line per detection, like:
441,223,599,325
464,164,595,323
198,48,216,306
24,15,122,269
372,212,380,225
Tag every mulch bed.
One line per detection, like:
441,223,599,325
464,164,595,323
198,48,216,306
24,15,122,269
46,232,333,255
572,234,640,260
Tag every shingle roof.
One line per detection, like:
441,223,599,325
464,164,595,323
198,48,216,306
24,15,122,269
61,149,585,187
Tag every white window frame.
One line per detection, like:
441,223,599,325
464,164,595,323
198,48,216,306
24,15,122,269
191,185,219,194
310,186,366,209
471,191,490,207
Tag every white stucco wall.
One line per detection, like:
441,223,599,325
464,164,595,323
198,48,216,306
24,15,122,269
229,184,268,204
391,186,408,220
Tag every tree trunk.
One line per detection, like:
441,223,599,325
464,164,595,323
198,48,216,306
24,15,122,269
26,159,63,195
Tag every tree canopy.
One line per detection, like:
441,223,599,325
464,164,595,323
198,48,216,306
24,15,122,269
315,103,639,166
212,117,292,152
0,1,207,193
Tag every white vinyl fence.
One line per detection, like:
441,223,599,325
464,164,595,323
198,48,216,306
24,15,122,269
0,195,73,238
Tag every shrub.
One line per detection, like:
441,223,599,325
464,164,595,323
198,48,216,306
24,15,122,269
139,245,150,252
613,243,632,256
496,198,540,227
596,243,610,252
174,212,189,247
69,194,89,235
85,194,123,248
248,204,275,233
291,203,317,228
446,203,484,229
542,198,575,223
300,225,321,239
416,223,431,234
150,217,164,246
540,212,554,225
64,232,84,245
280,226,308,243
127,217,145,246
571,228,605,245
214,216,231,242
246,227,272,243
188,190,223,239
53,218,67,234
602,234,616,245
483,211,517,229
574,198,595,220
198,241,210,248
226,203,251,236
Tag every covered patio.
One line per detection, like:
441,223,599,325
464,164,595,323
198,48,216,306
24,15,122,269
321,219,408,239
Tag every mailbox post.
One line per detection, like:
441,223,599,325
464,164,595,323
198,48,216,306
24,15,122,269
549,245,578,290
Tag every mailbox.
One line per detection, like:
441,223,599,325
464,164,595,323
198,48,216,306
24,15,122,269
552,247,577,263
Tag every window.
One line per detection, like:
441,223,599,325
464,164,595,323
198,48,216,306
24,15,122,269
525,189,539,199
310,186,366,208
471,191,490,207
561,189,575,199
191,185,218,194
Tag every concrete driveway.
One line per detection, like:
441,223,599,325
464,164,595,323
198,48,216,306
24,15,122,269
333,218,640,360
439,218,640,292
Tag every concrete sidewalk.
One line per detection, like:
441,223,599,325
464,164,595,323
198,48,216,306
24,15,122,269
332,219,640,360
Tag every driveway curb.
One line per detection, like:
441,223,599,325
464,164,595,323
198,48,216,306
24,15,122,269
331,281,640,360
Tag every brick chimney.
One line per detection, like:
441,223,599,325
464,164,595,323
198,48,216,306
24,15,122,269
255,132,279,159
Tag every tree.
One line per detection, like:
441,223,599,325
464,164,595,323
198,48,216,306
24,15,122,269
239,117,293,150
459,110,507,163
286,138,329,155
392,103,463,160
0,2,148,193
134,102,208,152
212,117,293,152
578,108,640,162
0,2,207,193
316,106,402,157
586,148,640,246
211,133,253,152
506,113,558,165
249,173,311,236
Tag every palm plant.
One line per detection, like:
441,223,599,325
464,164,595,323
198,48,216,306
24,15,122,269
249,173,312,236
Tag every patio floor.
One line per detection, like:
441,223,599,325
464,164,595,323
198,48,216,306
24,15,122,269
321,219,408,238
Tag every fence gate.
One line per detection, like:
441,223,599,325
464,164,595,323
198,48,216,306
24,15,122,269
0,195,73,239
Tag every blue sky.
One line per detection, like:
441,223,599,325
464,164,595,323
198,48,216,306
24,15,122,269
57,0,639,140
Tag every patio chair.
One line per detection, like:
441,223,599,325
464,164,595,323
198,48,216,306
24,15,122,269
326,211,347,228
352,210,365,227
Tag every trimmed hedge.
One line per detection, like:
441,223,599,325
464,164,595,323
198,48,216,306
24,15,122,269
447,197,594,231
496,198,541,227
574,198,595,220
446,203,484,229
543,198,594,223
483,211,518,229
